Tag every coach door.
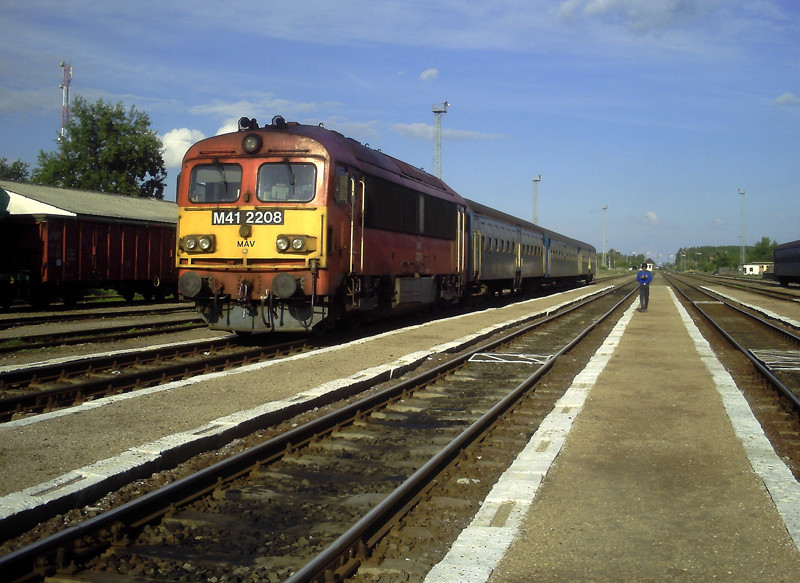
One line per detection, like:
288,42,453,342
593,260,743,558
543,234,551,277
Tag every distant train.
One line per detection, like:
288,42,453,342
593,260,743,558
0,181,178,308
774,239,800,287
176,116,595,333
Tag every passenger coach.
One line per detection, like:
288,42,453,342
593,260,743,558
774,239,800,287
464,199,594,295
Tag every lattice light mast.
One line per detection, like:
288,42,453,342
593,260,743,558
59,61,73,154
432,101,449,179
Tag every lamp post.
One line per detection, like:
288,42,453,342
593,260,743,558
601,205,608,270
738,188,746,272
532,175,542,224
432,102,449,179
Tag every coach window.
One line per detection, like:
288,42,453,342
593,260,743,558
335,165,350,204
189,163,242,203
257,161,316,202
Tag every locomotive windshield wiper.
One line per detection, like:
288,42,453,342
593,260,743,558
283,158,296,198
213,158,229,197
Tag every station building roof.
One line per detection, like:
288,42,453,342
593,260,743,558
0,181,176,226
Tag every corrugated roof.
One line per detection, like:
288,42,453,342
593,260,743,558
0,181,177,225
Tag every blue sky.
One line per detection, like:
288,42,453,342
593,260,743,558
2,1,799,265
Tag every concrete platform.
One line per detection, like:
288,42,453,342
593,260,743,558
426,281,800,582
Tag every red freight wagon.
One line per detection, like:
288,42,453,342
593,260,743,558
0,181,177,307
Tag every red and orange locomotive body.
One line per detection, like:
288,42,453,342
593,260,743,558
176,116,466,332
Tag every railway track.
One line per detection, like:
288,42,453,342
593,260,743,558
686,272,800,303
0,316,206,354
0,284,636,583
0,303,195,332
0,289,605,421
667,274,800,478
0,336,311,421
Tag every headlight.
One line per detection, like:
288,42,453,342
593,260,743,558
276,234,317,254
198,236,213,251
242,133,262,154
182,235,214,254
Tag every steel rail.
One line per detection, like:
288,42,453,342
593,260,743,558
285,286,636,582
0,318,205,354
0,285,633,582
680,272,800,303
0,338,309,422
668,275,800,411
0,305,195,332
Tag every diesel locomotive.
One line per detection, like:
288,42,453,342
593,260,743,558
176,116,595,333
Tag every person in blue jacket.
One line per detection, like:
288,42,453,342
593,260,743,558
636,262,653,311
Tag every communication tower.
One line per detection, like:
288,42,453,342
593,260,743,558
432,101,449,179
59,61,73,149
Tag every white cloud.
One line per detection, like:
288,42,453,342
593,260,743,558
319,119,381,143
634,210,658,226
216,120,239,136
774,92,800,106
392,123,505,141
160,128,205,168
191,98,318,124
393,122,435,141
554,0,716,32
420,68,439,81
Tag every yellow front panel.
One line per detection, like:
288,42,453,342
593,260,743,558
178,206,327,269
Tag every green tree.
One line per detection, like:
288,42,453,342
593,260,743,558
0,157,30,181
749,236,777,262
32,96,166,198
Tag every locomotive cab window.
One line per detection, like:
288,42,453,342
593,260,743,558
189,163,242,203
258,162,316,202
335,165,351,204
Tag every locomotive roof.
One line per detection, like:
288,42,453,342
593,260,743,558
195,118,462,202
279,122,458,197
0,181,177,226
